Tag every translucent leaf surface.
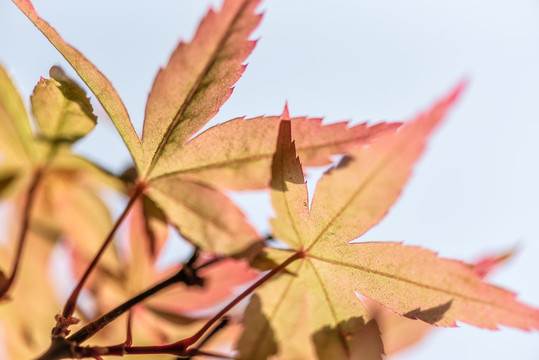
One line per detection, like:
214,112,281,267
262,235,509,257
12,0,141,164
0,64,35,163
148,177,260,254
149,115,399,190
366,249,517,356
31,66,97,144
141,0,262,177
0,232,60,359
240,84,539,360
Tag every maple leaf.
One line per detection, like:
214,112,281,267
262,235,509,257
10,0,141,163
237,84,539,359
0,64,121,300
366,249,517,356
12,0,399,255
0,63,106,189
0,65,35,164
31,66,97,144
5,1,539,360
151,114,399,191
0,230,62,359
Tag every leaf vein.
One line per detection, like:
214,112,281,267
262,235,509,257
144,0,252,178
308,254,524,313
247,261,304,359
308,258,351,357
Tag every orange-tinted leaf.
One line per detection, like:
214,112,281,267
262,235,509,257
125,197,169,292
238,290,308,360
31,66,97,144
44,173,120,277
307,84,465,250
368,249,518,356
12,0,141,164
141,0,262,177
106,181,260,335
199,320,244,359
47,152,126,193
242,83,539,360
365,296,430,356
0,231,60,359
148,177,259,254
303,84,539,330
473,248,515,279
348,320,384,360
0,64,35,163
269,120,310,250
239,121,376,360
137,196,169,260
0,168,20,198
238,260,374,360
313,242,539,329
148,115,400,190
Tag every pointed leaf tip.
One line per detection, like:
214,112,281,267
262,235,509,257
141,0,263,178
446,78,468,104
280,102,290,120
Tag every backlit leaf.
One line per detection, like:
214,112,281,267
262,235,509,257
141,0,262,177
31,66,97,144
148,115,399,190
240,84,539,360
125,197,169,292
44,173,120,277
239,120,379,360
0,168,20,198
123,197,258,318
0,231,60,359
0,64,35,163
12,0,142,164
238,259,375,360
148,177,260,254
307,84,463,249
367,249,517,356
46,152,126,193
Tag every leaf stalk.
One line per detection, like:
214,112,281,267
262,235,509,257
0,167,43,300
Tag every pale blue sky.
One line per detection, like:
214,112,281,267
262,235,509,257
1,0,539,358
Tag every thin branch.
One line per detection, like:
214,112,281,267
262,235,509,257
0,167,43,300
178,251,303,349
53,182,145,336
38,251,302,360
67,248,203,344
195,316,229,350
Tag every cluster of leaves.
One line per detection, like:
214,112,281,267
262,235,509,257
1,0,538,359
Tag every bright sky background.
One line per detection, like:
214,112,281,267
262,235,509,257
1,0,539,359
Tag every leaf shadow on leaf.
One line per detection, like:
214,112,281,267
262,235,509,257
327,154,354,173
49,66,96,123
313,317,384,360
335,154,354,169
237,294,278,359
0,171,19,196
270,120,307,192
402,300,453,324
